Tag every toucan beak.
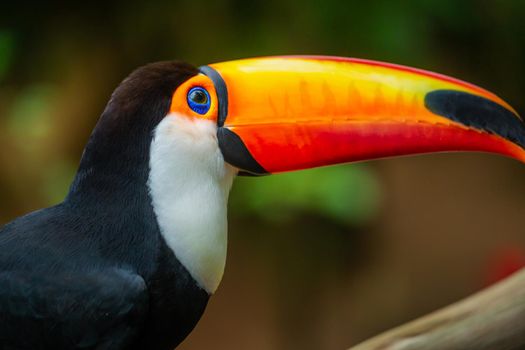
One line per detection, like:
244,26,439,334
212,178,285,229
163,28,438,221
201,56,525,175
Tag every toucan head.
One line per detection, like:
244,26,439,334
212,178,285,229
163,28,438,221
166,55,525,177
71,56,525,294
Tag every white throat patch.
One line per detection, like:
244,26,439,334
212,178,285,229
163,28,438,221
148,113,237,294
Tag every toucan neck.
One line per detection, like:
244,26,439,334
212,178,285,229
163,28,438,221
66,112,154,205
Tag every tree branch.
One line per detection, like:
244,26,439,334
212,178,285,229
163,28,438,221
349,268,525,350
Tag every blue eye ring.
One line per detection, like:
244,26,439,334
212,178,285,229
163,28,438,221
187,87,211,115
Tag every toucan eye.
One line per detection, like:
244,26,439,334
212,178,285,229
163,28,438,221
187,87,211,115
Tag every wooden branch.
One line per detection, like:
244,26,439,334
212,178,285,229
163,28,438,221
349,268,525,350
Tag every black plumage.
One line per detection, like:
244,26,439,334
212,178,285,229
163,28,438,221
0,61,209,349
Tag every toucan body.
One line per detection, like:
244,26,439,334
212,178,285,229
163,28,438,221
0,56,524,349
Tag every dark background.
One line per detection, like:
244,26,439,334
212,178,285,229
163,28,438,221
1,1,525,348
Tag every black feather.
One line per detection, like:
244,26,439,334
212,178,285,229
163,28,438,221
0,61,209,350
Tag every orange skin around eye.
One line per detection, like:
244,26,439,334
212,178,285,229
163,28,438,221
169,74,219,122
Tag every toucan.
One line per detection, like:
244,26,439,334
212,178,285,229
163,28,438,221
0,56,524,349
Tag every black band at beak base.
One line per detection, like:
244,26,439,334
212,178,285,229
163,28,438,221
217,128,267,175
200,65,268,176
199,66,228,128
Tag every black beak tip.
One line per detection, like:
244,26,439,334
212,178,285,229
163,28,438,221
424,90,525,149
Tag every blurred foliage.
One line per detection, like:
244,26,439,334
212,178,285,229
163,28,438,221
7,84,56,140
0,31,14,81
231,164,381,226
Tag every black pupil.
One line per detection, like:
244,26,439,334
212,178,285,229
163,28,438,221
191,90,207,104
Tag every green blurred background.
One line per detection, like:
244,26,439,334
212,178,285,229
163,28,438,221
2,1,525,348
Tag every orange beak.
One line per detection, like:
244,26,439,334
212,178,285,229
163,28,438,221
201,56,525,175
